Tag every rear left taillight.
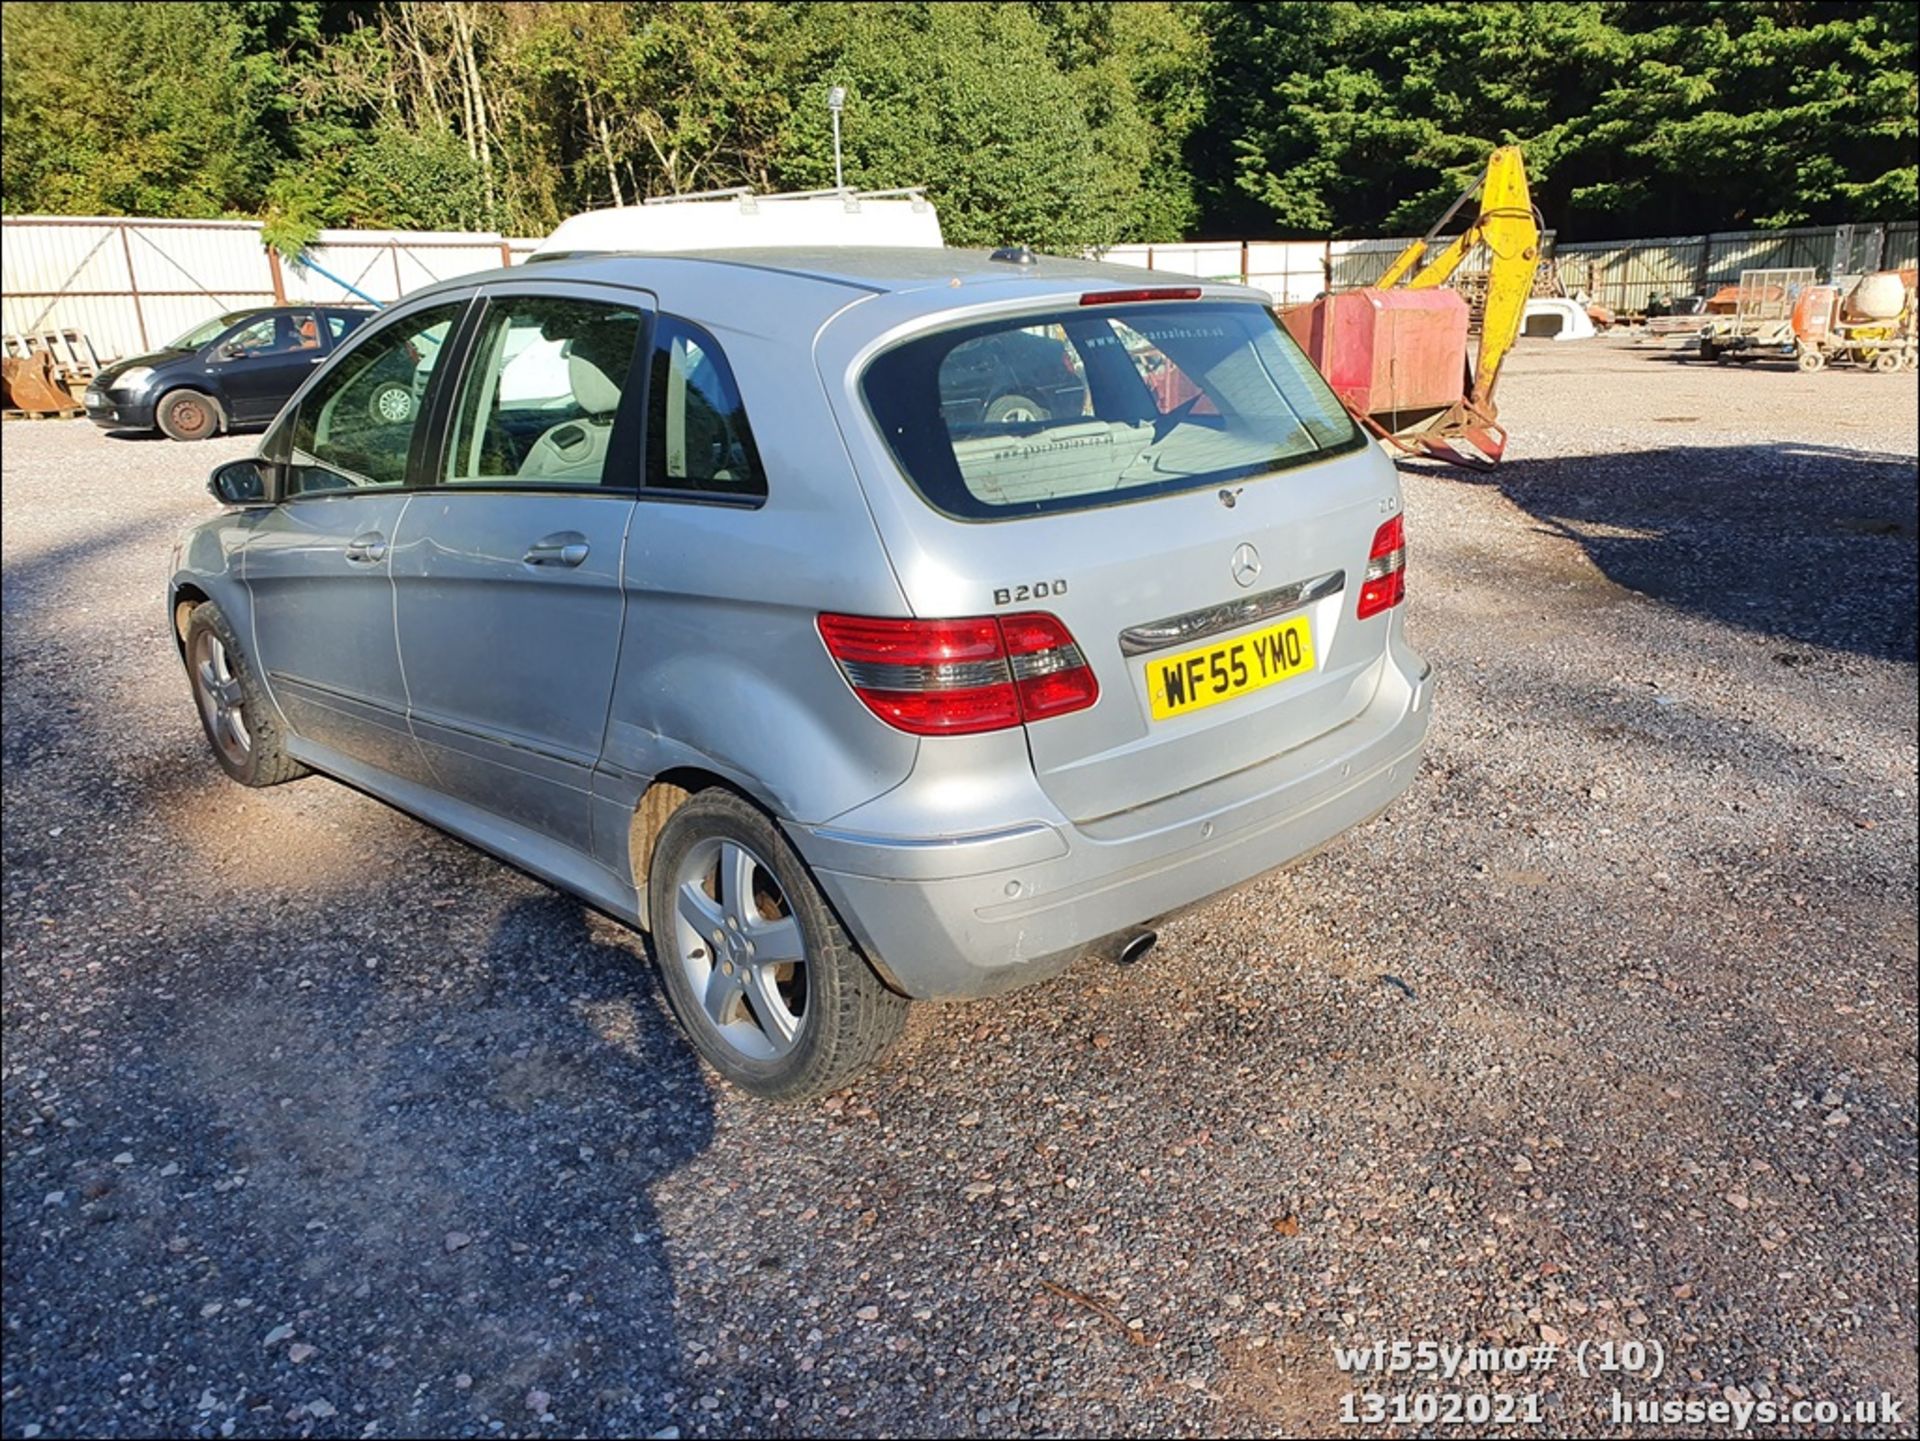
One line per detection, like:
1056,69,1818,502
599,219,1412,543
1356,515,1406,619
818,611,1098,736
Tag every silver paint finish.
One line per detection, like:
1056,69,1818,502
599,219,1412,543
241,491,420,778
390,489,635,854
172,244,1431,1004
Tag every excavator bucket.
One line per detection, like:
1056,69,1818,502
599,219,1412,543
1404,403,1507,470
1279,288,1506,471
1,349,80,414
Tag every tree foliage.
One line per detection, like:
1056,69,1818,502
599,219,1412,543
1199,1,1917,238
2,1,1913,246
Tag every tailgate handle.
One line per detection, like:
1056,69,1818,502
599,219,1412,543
524,532,590,568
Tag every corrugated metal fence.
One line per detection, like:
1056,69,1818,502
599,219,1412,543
7,212,1915,363
2,216,537,362
1100,220,1918,314
1552,222,1919,314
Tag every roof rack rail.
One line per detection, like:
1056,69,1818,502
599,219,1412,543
641,186,756,207
638,185,931,210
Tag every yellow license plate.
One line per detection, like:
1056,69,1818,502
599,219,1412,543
1146,615,1316,721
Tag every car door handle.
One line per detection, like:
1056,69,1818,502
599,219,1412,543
523,533,590,567
344,531,387,564
309,355,325,364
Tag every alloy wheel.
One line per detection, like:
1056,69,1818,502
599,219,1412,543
191,629,251,765
670,837,808,1061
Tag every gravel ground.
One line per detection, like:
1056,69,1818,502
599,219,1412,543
4,340,1916,1439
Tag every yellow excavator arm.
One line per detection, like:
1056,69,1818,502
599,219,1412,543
1375,145,1540,408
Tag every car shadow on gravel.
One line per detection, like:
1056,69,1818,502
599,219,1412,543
6,862,720,1432
99,426,271,443
1444,444,1919,661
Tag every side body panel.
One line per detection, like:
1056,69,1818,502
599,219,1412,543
242,491,419,777
595,269,920,874
393,489,637,855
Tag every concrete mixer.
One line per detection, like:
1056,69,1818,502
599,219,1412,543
1792,268,1917,372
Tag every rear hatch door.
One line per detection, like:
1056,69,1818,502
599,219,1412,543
825,288,1404,825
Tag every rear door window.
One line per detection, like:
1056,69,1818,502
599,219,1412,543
442,295,644,488
862,301,1359,520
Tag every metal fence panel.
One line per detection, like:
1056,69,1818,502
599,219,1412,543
2,215,529,363
1883,221,1918,270
1101,220,1914,318
1552,235,1706,314
1246,241,1329,304
289,229,517,305
1,218,142,358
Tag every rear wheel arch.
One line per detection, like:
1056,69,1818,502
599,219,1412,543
630,768,733,926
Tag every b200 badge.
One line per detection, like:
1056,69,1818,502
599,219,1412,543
993,579,1067,606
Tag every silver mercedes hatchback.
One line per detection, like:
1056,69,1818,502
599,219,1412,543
170,243,1432,1099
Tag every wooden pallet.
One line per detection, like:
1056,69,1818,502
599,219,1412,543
2,406,85,421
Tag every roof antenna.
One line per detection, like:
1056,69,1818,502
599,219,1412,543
990,244,1036,266
827,86,847,191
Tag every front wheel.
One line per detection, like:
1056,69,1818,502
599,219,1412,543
647,789,906,1100
1797,346,1826,372
183,602,305,787
157,389,222,441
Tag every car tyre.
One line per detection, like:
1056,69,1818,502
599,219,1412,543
1796,346,1826,372
985,392,1046,424
156,389,223,442
184,601,306,787
367,380,416,424
648,789,907,1100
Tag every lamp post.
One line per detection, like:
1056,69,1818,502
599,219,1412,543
827,85,846,191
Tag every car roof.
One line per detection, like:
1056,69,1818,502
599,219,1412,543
408,246,1264,306
524,246,1175,294
225,303,370,316
395,247,1269,346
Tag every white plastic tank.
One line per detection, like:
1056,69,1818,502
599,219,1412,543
1843,270,1907,321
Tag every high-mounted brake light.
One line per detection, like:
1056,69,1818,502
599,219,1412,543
1356,515,1407,619
818,611,1098,736
1078,287,1202,306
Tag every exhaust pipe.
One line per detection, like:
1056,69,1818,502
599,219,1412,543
1116,930,1157,966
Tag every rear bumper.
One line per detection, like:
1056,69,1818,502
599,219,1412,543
791,639,1433,999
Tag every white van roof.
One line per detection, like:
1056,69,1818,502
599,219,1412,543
533,187,943,257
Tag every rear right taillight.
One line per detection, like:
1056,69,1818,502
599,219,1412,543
999,611,1099,720
1356,515,1406,619
818,611,1098,736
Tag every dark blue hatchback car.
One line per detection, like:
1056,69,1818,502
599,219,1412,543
84,305,377,440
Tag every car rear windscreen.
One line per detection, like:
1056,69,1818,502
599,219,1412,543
860,300,1361,520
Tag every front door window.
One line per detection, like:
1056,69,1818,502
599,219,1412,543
287,303,464,494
